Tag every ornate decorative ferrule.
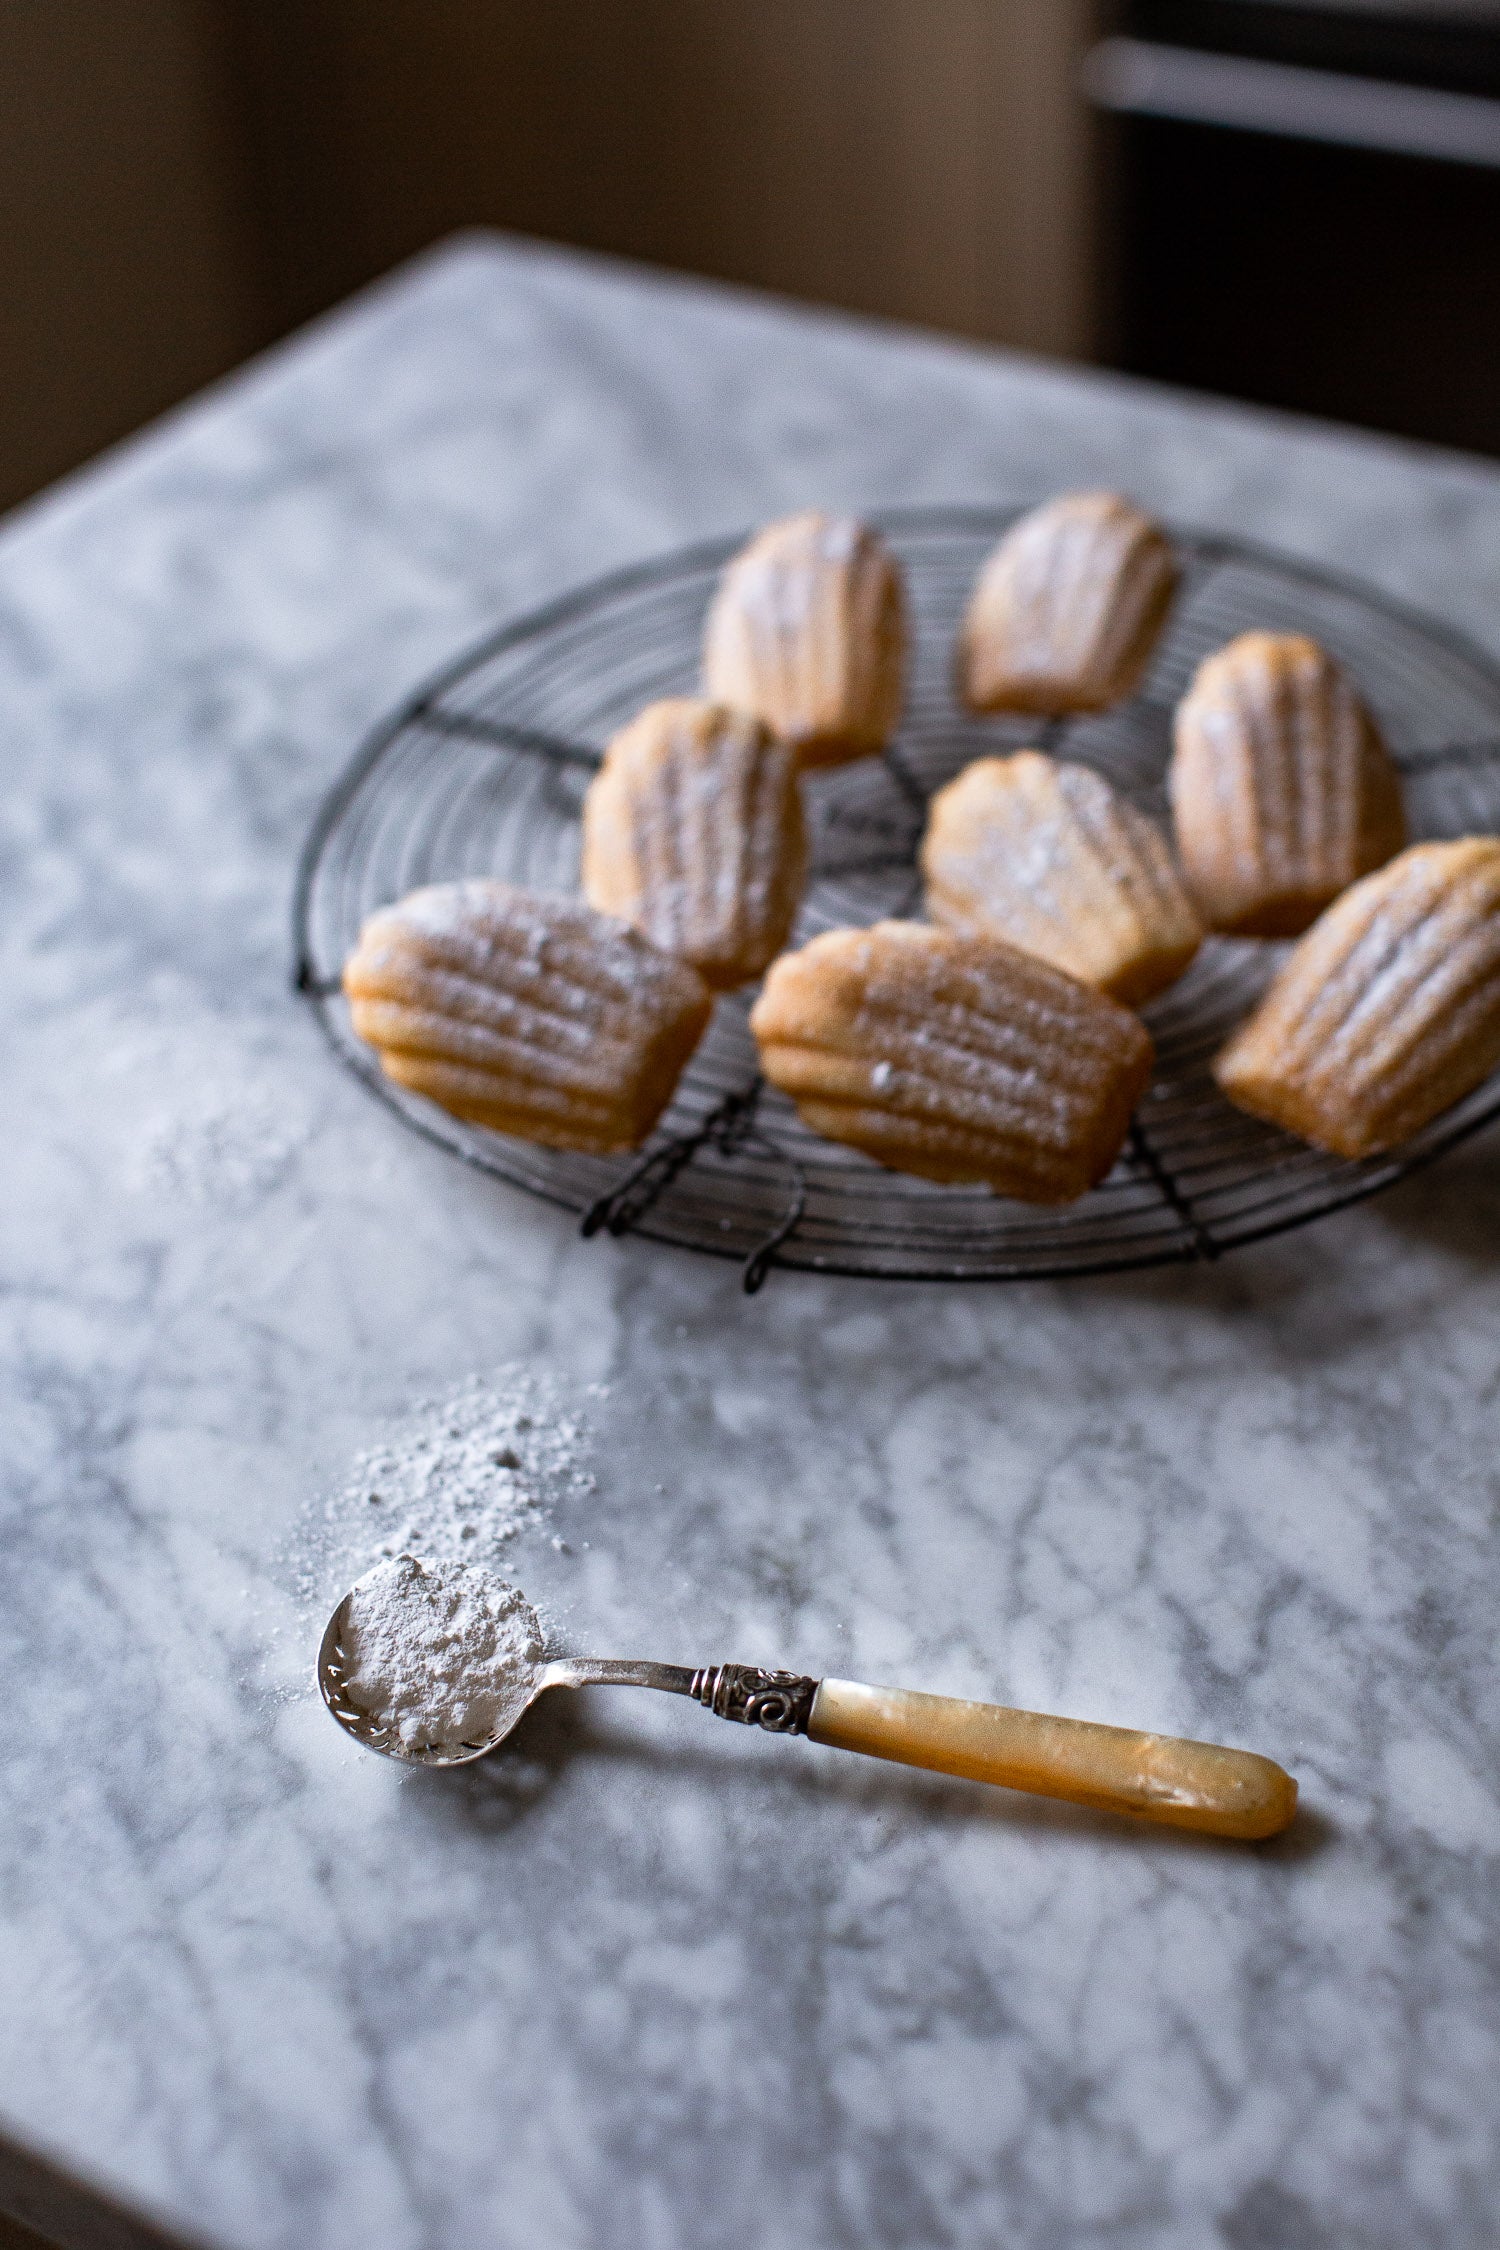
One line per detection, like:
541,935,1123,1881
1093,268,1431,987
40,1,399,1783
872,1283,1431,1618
689,1663,818,1734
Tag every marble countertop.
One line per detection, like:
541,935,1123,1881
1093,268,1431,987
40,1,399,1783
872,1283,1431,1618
5,233,1500,2250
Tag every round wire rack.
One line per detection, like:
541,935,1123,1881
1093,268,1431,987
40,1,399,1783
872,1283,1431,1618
294,506,1500,1288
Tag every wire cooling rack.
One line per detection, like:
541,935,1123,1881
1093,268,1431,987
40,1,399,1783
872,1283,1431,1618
293,506,1500,1288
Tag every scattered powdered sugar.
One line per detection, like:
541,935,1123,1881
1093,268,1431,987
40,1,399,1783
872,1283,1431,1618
341,1370,595,1568
340,1555,542,1749
102,1024,306,1207
813,514,862,564
367,878,682,1009
287,1369,599,1628
130,1090,304,1205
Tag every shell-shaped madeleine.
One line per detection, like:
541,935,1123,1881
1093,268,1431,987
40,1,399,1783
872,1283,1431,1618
701,511,907,768
1215,839,1500,1158
580,698,807,990
1171,631,1406,937
960,492,1177,716
749,920,1154,1202
922,750,1202,1006
342,880,712,1153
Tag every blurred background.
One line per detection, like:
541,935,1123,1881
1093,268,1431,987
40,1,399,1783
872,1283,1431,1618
3,0,1500,518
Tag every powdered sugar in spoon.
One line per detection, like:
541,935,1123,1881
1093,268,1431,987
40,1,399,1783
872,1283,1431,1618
317,1556,1296,1841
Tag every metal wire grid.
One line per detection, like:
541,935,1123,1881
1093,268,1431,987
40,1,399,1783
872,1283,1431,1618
293,507,1500,1287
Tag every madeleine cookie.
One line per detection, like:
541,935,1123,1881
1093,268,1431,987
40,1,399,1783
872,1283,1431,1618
922,750,1201,1006
581,698,807,990
960,492,1177,717
343,880,712,1152
749,920,1153,1201
1171,631,1406,938
1215,839,1500,1158
701,510,907,767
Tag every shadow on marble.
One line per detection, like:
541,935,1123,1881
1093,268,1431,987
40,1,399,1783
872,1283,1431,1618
1082,1243,1318,1319
1367,1133,1500,1271
403,1688,1336,1864
1254,1803,1336,1866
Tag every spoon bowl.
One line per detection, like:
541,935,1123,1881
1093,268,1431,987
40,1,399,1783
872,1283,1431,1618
318,1570,546,1765
317,1564,700,1766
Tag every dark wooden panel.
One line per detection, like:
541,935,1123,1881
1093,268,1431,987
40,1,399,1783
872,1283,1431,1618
1116,113,1500,457
219,0,1096,351
0,0,260,512
0,2214,61,2250
2,3,1097,504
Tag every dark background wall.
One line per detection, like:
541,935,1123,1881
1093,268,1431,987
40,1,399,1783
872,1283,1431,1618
0,1,255,508
7,6,1499,525
0,0,1094,517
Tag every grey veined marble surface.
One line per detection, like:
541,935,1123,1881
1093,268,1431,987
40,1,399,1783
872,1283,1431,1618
5,234,1500,2250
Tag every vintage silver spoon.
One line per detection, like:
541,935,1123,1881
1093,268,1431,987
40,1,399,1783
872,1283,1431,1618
318,1564,1297,1840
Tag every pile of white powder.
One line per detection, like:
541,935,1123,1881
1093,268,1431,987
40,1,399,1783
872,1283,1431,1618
340,1555,543,1750
104,1025,307,1209
327,1369,596,1574
132,1089,304,1205
281,1369,599,1722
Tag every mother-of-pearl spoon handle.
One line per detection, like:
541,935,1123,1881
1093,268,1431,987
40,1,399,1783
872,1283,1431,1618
662,1662,1295,1839
806,1678,1296,1839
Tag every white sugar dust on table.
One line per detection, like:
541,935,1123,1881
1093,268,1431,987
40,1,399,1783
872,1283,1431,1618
288,1368,600,1620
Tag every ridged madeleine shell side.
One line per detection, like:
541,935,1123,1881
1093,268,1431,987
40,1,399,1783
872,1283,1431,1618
1215,839,1500,1156
701,511,908,767
749,919,1154,1202
1171,630,1406,937
960,492,1177,716
922,750,1202,1005
581,698,807,989
343,879,712,1153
